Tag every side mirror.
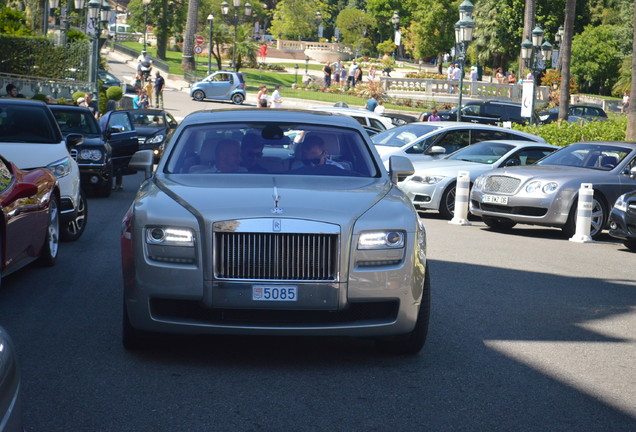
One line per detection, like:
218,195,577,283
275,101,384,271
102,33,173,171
109,125,126,134
631,166,636,180
388,155,414,184
129,150,154,179
65,133,84,148
426,145,446,155
168,121,178,129
504,159,520,167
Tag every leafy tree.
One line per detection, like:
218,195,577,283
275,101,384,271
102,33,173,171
233,24,259,71
334,9,376,46
127,0,187,60
405,0,456,64
571,24,630,95
613,56,631,96
269,0,330,41
0,7,32,35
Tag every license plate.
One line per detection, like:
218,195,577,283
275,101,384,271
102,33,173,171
482,194,508,205
252,285,297,302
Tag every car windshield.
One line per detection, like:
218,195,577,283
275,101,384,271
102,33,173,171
372,124,441,147
165,122,380,177
52,108,101,137
538,143,632,171
446,141,514,164
131,113,165,127
0,104,59,143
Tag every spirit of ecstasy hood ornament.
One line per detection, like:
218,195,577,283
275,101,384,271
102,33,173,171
271,178,284,214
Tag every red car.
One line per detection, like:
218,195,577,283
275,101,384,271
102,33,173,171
0,155,59,284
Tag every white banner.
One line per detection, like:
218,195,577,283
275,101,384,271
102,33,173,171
521,81,534,118
318,24,323,38
394,30,401,47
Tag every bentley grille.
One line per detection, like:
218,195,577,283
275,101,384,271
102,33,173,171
483,175,521,194
215,232,339,281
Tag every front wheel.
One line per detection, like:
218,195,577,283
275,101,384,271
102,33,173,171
623,240,636,251
61,189,88,242
231,93,245,105
562,196,607,239
192,90,205,101
376,267,431,355
439,183,456,219
38,196,59,266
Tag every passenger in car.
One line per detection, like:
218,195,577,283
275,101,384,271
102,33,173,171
189,139,247,173
240,133,267,172
299,135,345,169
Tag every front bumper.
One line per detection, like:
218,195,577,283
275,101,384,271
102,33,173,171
400,180,446,211
77,162,112,188
609,208,636,241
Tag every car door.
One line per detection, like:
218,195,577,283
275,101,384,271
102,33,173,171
206,72,233,98
100,111,138,173
619,154,636,194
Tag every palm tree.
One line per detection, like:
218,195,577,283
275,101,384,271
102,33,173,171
558,0,575,121
627,1,636,140
234,25,259,71
181,0,200,71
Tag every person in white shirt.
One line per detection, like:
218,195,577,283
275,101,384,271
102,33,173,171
271,85,283,108
374,100,385,114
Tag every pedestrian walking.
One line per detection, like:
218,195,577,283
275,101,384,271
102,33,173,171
256,85,269,108
154,71,165,109
368,65,376,82
365,95,378,112
323,62,332,88
271,85,283,108
347,60,359,89
373,100,385,114
622,92,630,113
428,108,441,121
144,78,153,106
339,66,347,88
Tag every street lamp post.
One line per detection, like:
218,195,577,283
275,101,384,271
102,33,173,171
294,64,299,84
454,0,475,122
521,25,552,125
222,0,252,72
554,25,564,70
305,56,309,75
207,13,214,75
142,0,151,52
391,11,399,60
87,0,100,94
315,10,322,40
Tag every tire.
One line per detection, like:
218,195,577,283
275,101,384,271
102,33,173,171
37,195,59,267
192,90,205,101
439,183,456,219
562,195,607,240
231,93,245,105
482,216,517,231
624,240,636,251
61,189,88,242
376,266,431,355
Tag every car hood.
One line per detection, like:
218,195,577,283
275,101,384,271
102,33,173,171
481,165,611,182
375,145,400,158
411,159,493,178
159,175,390,225
0,142,68,169
134,126,166,137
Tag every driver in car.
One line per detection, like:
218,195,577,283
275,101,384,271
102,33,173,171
300,135,344,169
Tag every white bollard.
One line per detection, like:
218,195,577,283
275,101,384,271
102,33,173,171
449,170,471,226
569,183,594,243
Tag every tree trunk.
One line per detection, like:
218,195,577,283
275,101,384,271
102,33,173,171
627,1,636,140
558,0,576,121
155,0,169,60
181,0,200,71
519,0,535,77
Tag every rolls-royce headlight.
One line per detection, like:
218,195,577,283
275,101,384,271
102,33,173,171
146,227,194,246
358,231,405,249
614,194,628,212
79,149,103,161
525,181,542,193
46,157,71,178
147,134,165,144
542,182,559,194
410,175,445,184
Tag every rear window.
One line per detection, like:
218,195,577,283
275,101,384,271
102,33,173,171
0,104,59,143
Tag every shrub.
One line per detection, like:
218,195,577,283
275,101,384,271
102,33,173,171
106,86,123,101
512,115,627,147
72,91,85,103
58,97,68,105
31,93,47,101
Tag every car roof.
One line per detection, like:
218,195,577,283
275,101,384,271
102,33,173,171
572,141,636,149
310,106,387,118
48,104,92,113
0,98,46,107
179,108,366,130
470,139,558,149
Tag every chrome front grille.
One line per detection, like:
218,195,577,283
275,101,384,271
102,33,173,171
483,175,521,194
215,232,339,281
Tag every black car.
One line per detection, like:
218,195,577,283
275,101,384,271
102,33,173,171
539,104,608,124
50,106,139,197
382,112,418,126
98,69,122,90
609,167,636,251
129,109,178,163
419,100,538,125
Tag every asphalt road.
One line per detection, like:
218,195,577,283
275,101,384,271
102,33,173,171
1,64,635,431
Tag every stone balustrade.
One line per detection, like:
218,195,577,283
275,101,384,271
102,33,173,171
380,77,549,103
0,72,96,100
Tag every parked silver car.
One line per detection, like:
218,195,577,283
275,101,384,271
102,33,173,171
121,109,430,354
470,141,636,238
371,121,545,166
400,140,558,218
0,326,22,432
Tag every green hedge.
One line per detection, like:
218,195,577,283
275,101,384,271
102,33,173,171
512,115,628,147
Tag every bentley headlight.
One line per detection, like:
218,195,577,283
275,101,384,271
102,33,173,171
46,157,71,178
79,149,103,161
410,175,445,184
358,231,405,249
473,176,484,189
525,181,541,193
614,194,628,212
542,182,559,194
147,134,165,144
146,227,194,246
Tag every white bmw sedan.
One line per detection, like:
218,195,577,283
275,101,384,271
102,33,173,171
121,109,430,355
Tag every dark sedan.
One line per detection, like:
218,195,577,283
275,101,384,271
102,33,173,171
129,109,178,162
609,169,636,251
539,104,608,124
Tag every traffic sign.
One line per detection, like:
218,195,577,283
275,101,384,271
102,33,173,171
195,35,204,45
194,45,203,54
